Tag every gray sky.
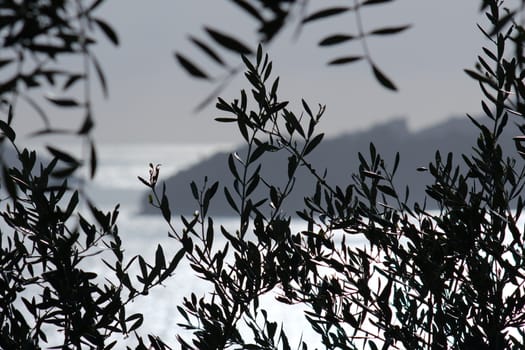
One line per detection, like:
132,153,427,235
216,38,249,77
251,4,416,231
18,1,488,144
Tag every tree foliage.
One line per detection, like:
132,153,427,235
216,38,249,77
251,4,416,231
2,0,525,349
153,0,525,348
174,0,408,109
0,1,182,349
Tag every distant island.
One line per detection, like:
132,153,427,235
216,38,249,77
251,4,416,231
140,117,521,216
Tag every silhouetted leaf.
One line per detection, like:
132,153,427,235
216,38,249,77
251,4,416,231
249,143,267,163
155,244,166,270
241,54,256,72
489,10,516,36
256,43,263,66
78,113,94,134
482,46,497,61
88,0,106,11
0,58,13,69
464,68,491,83
47,146,79,164
215,117,237,123
7,104,13,125
205,27,253,55
282,110,304,137
319,34,355,46
372,64,397,91
138,176,150,187
126,314,144,333
378,185,397,198
362,0,394,5
205,217,214,251
189,36,225,66
328,56,363,65
174,53,210,79
302,7,350,23
304,133,324,156
393,152,400,174
91,53,108,98
62,74,84,90
368,340,379,350
204,181,219,207
190,181,199,200
244,176,258,200
270,186,279,208
228,154,240,181
0,120,15,141
369,25,411,36
2,166,16,199
51,163,80,178
237,115,250,142
26,44,69,57
165,248,185,277
160,193,171,223
224,187,239,213
90,141,97,178
45,96,81,107
287,155,297,179
94,18,119,45
302,99,313,117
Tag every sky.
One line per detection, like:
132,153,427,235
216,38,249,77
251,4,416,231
17,0,489,144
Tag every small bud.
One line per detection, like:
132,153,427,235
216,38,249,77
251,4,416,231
149,163,161,186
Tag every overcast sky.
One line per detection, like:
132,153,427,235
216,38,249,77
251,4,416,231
18,1,489,144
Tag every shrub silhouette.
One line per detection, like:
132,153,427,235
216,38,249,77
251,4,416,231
2,0,525,349
146,1,525,348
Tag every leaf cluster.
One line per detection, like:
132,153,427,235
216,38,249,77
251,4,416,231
0,122,191,349
0,1,187,349
4,0,525,349
175,0,405,110
0,0,120,179
144,2,525,348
